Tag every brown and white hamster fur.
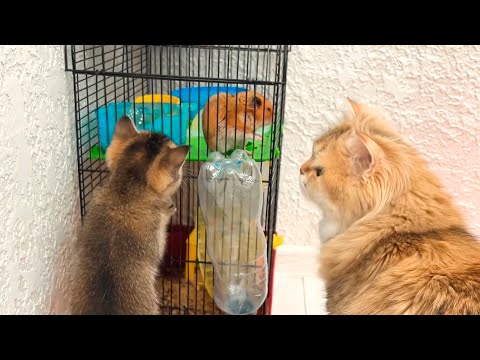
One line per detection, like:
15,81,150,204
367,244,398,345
202,91,273,154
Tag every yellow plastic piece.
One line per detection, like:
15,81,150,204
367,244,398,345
185,209,214,296
273,233,284,250
186,226,203,287
134,94,180,104
185,210,285,299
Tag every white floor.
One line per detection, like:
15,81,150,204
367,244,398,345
271,245,328,315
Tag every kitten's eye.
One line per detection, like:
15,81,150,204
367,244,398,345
315,168,323,177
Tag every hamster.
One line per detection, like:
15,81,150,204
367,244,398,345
202,90,273,154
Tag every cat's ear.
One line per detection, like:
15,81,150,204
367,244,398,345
113,116,138,142
165,145,190,172
347,98,363,116
347,131,383,177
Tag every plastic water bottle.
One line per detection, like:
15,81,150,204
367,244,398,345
198,150,268,315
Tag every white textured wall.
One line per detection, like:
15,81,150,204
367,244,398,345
0,46,79,314
278,45,480,245
1,45,479,312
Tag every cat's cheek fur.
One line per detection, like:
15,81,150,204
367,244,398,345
302,180,325,209
300,179,340,242
299,175,307,192
318,216,340,243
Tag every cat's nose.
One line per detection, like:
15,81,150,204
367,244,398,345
300,164,308,175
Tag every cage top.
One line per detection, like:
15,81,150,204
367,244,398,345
163,45,292,51
64,45,291,78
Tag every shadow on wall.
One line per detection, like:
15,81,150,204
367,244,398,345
49,237,77,315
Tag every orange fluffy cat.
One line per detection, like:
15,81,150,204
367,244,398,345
202,91,273,154
300,99,480,315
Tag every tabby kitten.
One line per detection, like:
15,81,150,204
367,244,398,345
300,99,480,315
70,116,189,315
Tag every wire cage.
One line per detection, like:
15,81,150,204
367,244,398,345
65,45,290,315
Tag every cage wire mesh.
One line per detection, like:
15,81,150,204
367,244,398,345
65,45,290,315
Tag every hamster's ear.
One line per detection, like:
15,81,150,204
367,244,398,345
253,96,262,109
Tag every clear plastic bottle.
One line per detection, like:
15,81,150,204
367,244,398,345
198,150,268,315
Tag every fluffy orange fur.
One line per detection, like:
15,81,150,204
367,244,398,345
300,99,480,314
202,91,273,153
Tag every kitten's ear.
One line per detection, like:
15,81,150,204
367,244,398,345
347,131,383,177
347,98,363,116
106,116,138,171
165,145,190,172
113,116,138,141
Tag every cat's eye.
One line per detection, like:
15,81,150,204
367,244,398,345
315,168,323,176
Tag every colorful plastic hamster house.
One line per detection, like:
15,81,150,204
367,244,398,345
66,45,290,315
